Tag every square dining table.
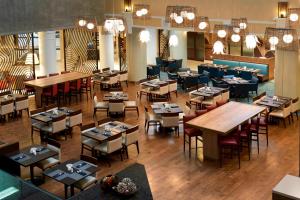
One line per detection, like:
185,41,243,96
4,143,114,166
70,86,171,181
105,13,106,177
44,159,99,199
187,101,266,160
7,145,58,184
190,87,225,98
31,107,73,124
24,72,90,107
103,92,129,101
256,96,292,110
151,103,183,114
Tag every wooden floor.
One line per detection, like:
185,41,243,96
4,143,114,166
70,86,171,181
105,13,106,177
0,82,299,200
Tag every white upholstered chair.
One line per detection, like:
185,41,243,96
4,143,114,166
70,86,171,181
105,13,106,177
122,125,139,158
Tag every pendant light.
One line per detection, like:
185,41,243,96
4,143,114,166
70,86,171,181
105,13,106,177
169,34,179,47
245,34,259,49
104,0,125,35
231,34,241,43
283,34,293,44
213,41,225,54
139,29,150,43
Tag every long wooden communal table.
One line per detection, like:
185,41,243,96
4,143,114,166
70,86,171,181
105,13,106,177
187,101,266,160
24,72,90,107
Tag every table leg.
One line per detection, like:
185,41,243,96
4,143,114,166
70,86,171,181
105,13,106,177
30,165,34,182
70,185,75,196
202,132,219,160
35,87,43,108
64,185,69,199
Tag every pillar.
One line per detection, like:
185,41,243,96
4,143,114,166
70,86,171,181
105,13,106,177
275,49,300,99
127,28,147,82
38,31,58,76
99,27,115,70
169,30,187,67
146,28,158,65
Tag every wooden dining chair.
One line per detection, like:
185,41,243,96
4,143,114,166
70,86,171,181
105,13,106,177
15,96,29,117
80,123,99,156
30,108,46,141
144,106,160,133
122,125,139,158
66,109,82,138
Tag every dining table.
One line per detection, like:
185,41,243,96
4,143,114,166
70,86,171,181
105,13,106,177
187,101,266,160
7,145,58,184
31,107,74,124
256,95,292,111
0,93,27,103
44,159,99,199
140,79,168,89
190,87,226,98
177,71,199,79
222,77,249,85
234,66,260,74
82,121,133,143
103,92,129,101
201,63,229,70
24,72,90,107
151,103,183,114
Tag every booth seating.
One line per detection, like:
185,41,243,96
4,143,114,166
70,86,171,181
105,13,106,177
213,59,269,82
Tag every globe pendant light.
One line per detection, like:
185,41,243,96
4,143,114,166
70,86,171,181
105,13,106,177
169,35,179,47
245,34,259,49
213,41,225,54
217,30,227,38
175,16,184,24
283,34,293,44
269,36,279,50
78,19,87,27
239,22,247,30
231,34,241,42
86,22,95,30
104,19,125,35
198,22,207,30
289,13,299,22
186,12,195,20
139,29,150,43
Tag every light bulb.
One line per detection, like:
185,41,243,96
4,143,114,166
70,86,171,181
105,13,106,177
170,13,177,19
269,36,279,45
104,20,113,31
169,35,179,47
86,22,95,30
290,13,299,22
246,34,259,49
186,12,195,20
118,24,125,32
78,19,87,27
136,10,143,17
198,22,207,30
175,16,184,24
231,34,241,42
141,8,148,15
213,41,225,54
233,27,240,33
139,30,150,43
283,34,293,44
217,30,227,38
239,22,247,29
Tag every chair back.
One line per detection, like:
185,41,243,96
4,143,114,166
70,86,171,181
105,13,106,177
61,71,70,74
167,80,177,92
68,109,82,127
63,81,70,93
46,138,61,161
159,83,169,95
239,71,252,80
292,97,299,112
102,68,110,72
92,70,100,74
119,71,128,81
161,113,179,128
30,108,45,116
97,118,112,126
221,90,230,102
0,100,14,115
80,155,98,165
52,84,58,96
109,74,119,85
45,104,58,111
81,122,96,132
37,75,47,79
52,115,66,133
49,73,59,77
124,125,139,146
183,76,198,90
213,94,222,104
15,96,29,111
227,69,239,77
107,133,123,153
108,99,124,112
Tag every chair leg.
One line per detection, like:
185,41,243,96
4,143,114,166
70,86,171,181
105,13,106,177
195,136,198,157
219,147,223,168
120,150,123,161
183,133,186,152
283,118,286,128
188,136,191,158
237,146,240,169
126,146,129,159
296,111,299,120
136,141,139,154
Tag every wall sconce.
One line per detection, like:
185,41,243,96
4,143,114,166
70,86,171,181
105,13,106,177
124,0,132,12
278,1,288,18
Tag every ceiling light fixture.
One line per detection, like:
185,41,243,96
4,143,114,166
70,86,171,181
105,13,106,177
104,18,125,35
169,35,179,47
213,41,225,54
289,13,299,21
283,34,293,44
245,34,259,49
78,19,87,27
139,29,150,43
231,34,241,42
217,30,227,38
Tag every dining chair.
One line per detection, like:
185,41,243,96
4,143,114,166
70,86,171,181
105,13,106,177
150,83,169,100
40,114,67,140
137,78,151,100
30,108,46,141
81,77,92,100
0,99,14,122
167,80,177,98
291,97,299,121
119,71,128,87
202,93,222,108
101,74,119,90
124,100,139,118
94,132,123,166
49,73,59,77
70,79,82,103
93,94,109,117
144,106,160,133
80,122,99,156
160,112,180,136
269,102,292,128
221,89,230,102
66,109,82,138
14,96,29,117
102,67,110,72
58,81,71,105
108,99,124,117
41,84,58,106
35,138,61,175
219,133,241,169
251,112,269,147
206,104,217,111
216,99,228,107
122,125,139,158
74,155,99,191
183,114,203,158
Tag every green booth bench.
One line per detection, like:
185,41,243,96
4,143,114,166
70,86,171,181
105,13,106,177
213,59,270,82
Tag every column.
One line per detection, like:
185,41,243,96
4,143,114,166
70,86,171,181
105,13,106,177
275,49,300,99
146,28,158,65
38,31,58,76
169,30,187,67
126,28,147,82
99,27,115,70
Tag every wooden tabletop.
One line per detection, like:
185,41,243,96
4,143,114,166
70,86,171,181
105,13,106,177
187,101,266,134
24,72,90,88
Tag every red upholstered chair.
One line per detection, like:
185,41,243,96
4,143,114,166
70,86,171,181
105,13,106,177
251,113,269,147
195,109,207,116
42,84,58,106
81,77,92,100
248,116,260,154
206,104,217,111
234,125,251,160
216,99,228,107
219,133,240,168
70,79,82,103
183,114,203,158
58,81,70,105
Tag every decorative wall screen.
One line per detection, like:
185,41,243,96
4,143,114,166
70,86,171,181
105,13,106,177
0,33,34,93
159,30,170,59
64,28,99,74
